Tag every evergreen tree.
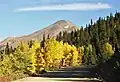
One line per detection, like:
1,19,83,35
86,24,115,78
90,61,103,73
5,43,10,54
41,34,46,48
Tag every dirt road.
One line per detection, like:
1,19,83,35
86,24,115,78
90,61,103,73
12,77,100,82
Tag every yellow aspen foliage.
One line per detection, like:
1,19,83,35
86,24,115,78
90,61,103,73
18,41,29,52
104,42,114,55
78,46,84,64
62,43,82,67
78,46,84,56
45,38,64,69
32,40,40,50
25,38,84,71
70,45,78,66
28,40,40,73
15,41,33,74
62,43,72,66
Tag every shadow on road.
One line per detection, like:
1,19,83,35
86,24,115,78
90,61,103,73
32,66,102,82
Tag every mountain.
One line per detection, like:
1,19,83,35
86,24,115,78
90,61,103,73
0,20,79,48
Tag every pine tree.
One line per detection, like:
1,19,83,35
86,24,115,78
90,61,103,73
41,34,46,48
5,43,10,54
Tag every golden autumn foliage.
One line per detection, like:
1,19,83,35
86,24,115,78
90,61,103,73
28,40,40,73
27,38,84,72
104,42,114,55
0,38,84,77
78,46,84,64
44,38,64,70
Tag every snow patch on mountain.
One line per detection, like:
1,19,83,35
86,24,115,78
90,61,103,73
64,25,69,28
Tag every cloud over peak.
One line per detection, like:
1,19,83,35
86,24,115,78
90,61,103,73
14,3,111,12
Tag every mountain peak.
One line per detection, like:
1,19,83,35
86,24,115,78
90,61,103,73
54,20,73,25
51,20,76,29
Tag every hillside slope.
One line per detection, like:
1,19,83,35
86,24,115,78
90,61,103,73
0,20,79,48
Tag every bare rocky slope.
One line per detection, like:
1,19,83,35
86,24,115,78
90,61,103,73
0,20,79,48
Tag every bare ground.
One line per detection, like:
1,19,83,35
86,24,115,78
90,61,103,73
11,77,101,82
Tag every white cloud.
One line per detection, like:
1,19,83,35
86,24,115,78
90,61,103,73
14,3,111,12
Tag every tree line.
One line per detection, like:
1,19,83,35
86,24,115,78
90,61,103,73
57,12,120,65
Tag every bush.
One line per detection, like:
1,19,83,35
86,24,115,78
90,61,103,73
8,72,28,81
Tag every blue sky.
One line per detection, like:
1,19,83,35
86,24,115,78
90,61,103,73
0,0,120,41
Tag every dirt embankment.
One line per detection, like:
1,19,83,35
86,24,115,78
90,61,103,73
0,77,11,82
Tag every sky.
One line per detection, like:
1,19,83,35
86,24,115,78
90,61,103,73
0,0,120,41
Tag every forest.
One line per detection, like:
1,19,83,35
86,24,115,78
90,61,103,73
0,12,120,81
